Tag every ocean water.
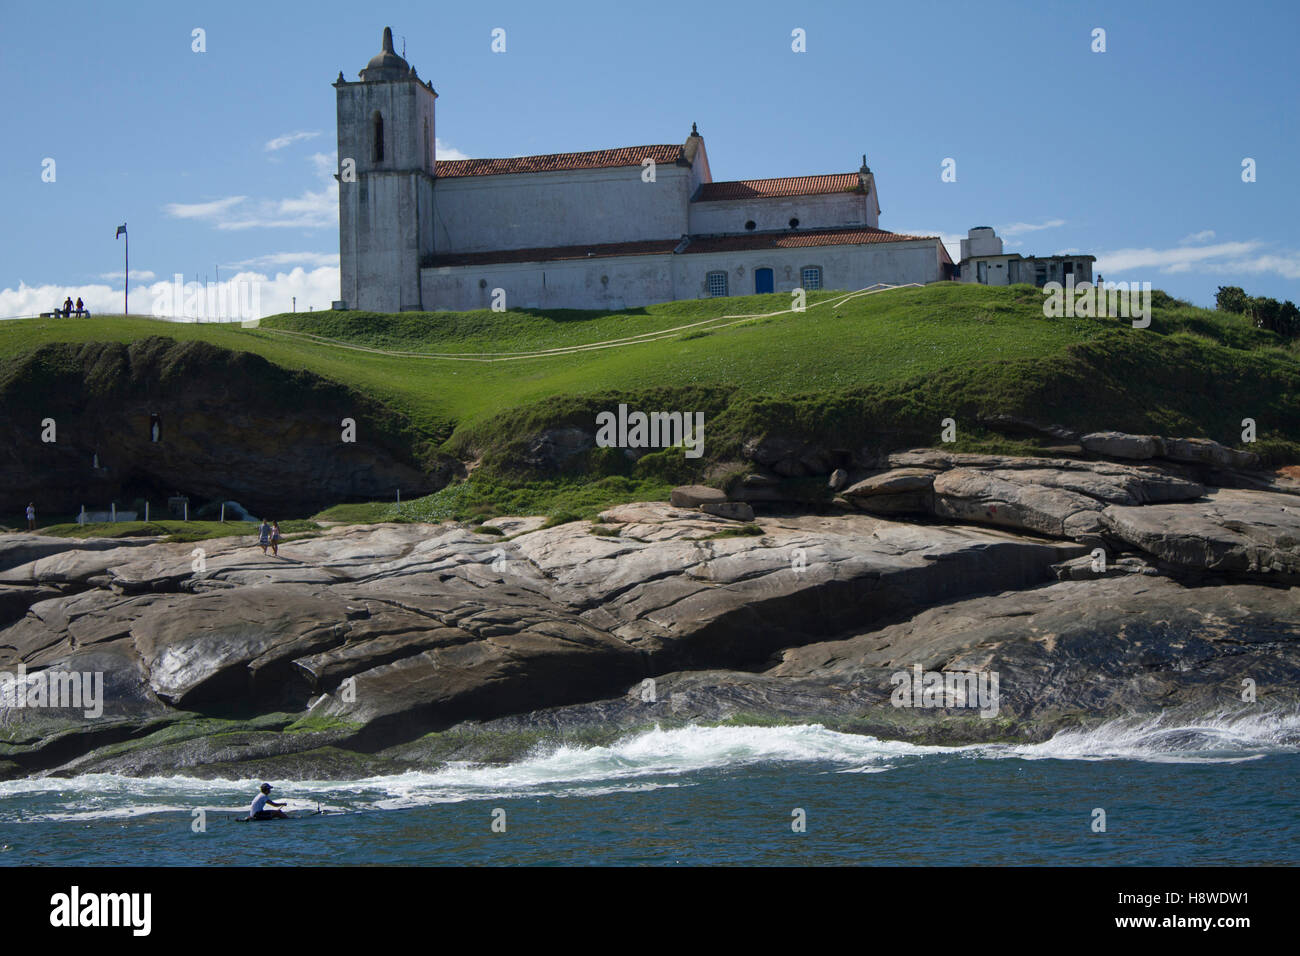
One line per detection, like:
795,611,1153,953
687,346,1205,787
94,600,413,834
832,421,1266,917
1,710,1297,866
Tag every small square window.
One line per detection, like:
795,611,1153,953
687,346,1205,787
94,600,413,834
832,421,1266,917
707,271,728,297
801,267,822,290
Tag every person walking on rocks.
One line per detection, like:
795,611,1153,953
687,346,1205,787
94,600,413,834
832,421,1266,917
258,519,271,555
25,503,35,531
270,520,281,557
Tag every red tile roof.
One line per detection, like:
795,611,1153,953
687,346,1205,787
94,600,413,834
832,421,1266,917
423,229,938,267
694,174,862,202
681,228,938,253
436,145,685,179
424,238,683,268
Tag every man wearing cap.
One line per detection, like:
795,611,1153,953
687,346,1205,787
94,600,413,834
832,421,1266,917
248,783,288,820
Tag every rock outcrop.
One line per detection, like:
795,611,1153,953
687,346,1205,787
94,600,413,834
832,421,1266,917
1,448,1296,779
521,574,1299,743
1080,431,1262,471
671,485,754,521
835,452,1211,544
0,338,450,515
1102,488,1300,578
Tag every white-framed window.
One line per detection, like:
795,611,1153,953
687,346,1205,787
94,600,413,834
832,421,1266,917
801,266,822,290
707,271,728,297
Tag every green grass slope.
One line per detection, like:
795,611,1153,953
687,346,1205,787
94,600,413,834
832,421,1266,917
3,283,1295,521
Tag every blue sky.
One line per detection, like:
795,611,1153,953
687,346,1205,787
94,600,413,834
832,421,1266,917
2,0,1297,316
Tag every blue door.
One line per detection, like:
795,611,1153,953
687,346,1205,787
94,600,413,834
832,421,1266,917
755,268,774,294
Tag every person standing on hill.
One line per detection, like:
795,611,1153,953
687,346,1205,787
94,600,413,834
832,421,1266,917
258,519,271,555
270,521,281,557
25,503,35,531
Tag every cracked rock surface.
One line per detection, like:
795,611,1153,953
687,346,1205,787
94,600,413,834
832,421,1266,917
1,452,1297,779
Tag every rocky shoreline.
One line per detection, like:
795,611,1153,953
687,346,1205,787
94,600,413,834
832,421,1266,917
1,435,1297,781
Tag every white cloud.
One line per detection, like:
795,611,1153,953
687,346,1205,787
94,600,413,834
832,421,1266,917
164,196,247,220
0,267,342,321
1095,239,1300,281
309,152,335,178
436,138,470,161
225,251,339,270
1096,240,1262,274
167,142,468,233
265,130,321,152
192,266,341,316
165,188,336,231
1206,251,1300,281
1179,229,1216,244
165,151,337,231
999,218,1066,237
0,280,143,319
98,269,156,281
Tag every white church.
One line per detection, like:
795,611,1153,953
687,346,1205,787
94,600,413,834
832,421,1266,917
333,28,953,313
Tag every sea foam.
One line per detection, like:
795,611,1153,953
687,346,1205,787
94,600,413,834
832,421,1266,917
2,709,1295,821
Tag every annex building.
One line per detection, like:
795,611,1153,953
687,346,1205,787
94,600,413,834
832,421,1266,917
334,28,952,313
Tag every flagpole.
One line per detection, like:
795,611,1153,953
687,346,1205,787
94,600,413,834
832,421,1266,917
116,222,129,315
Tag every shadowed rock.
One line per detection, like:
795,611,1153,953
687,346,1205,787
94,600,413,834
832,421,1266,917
0,338,447,516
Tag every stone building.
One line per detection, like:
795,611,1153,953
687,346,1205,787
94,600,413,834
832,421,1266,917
334,28,952,313
958,226,1095,288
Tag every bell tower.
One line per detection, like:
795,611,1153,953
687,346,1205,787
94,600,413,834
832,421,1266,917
334,27,438,312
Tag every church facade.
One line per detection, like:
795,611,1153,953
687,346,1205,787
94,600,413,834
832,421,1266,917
334,28,952,313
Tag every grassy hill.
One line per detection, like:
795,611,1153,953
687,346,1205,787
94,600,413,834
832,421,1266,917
3,283,1296,522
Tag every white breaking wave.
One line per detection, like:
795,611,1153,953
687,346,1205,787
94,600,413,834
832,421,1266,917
368,723,949,809
984,708,1300,764
0,710,1295,822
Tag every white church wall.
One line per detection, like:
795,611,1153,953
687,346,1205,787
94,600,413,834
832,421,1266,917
418,240,944,312
421,253,677,312
688,191,870,235
431,164,695,254
674,241,943,298
342,171,431,312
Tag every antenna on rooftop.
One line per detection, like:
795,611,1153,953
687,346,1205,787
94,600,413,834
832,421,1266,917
401,35,406,57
